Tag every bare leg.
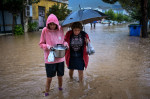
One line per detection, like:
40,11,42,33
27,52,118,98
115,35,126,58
69,69,74,79
58,76,63,88
90,23,92,28
45,77,52,92
78,70,83,83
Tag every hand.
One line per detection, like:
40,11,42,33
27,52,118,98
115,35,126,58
85,38,89,44
50,47,54,51
65,45,69,49
47,44,51,50
64,42,69,49
64,45,69,49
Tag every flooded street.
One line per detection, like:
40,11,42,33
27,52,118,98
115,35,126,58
0,23,150,99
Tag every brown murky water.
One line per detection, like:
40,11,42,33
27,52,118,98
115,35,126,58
0,23,150,99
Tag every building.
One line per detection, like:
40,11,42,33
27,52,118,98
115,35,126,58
0,1,23,34
31,0,68,29
0,0,68,34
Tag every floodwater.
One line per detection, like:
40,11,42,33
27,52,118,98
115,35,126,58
0,23,150,99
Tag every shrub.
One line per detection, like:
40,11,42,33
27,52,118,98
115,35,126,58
28,22,38,32
14,25,24,35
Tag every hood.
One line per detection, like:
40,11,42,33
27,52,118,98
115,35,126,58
46,14,60,30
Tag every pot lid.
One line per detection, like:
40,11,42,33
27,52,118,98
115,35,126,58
53,44,66,50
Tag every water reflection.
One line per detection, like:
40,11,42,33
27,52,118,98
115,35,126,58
0,23,150,99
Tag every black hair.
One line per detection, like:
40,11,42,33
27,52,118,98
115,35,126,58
71,22,83,30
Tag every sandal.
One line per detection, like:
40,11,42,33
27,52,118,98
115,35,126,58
44,92,49,96
58,87,63,91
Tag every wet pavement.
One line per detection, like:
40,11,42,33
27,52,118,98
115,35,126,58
0,23,150,99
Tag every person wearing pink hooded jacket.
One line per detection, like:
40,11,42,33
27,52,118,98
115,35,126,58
39,14,68,96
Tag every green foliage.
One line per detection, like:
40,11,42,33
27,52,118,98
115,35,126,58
28,22,38,32
105,9,131,22
119,0,141,21
2,0,25,15
2,0,40,14
105,9,115,20
116,13,124,23
123,15,131,22
129,8,141,21
102,0,149,37
129,24,140,25
14,25,24,35
47,3,71,21
102,0,150,21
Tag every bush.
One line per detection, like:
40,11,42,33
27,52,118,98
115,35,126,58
14,25,24,35
129,24,140,25
28,22,38,32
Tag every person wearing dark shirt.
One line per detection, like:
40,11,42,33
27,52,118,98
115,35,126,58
65,22,90,82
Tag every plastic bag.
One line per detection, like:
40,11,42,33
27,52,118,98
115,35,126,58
48,51,55,62
87,42,95,55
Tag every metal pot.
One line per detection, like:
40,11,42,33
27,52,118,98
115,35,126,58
53,44,67,58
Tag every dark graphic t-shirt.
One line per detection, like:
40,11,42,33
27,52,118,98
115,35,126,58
70,34,83,51
69,32,85,70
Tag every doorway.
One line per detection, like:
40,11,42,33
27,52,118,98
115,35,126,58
38,6,45,29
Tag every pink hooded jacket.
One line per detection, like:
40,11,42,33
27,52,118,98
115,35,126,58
39,14,67,64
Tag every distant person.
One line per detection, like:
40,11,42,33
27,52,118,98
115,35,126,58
90,21,97,28
65,22,91,83
39,14,68,96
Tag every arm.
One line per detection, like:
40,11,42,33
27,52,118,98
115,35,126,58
64,30,71,42
39,28,50,51
63,31,70,48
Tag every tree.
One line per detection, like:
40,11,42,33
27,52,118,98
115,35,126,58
102,0,149,38
116,13,124,23
148,0,150,28
105,9,115,21
2,0,39,34
47,3,71,21
104,9,131,25
123,15,131,22
148,0,150,19
141,0,148,37
129,8,141,21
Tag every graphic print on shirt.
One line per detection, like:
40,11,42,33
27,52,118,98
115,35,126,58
70,34,83,51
